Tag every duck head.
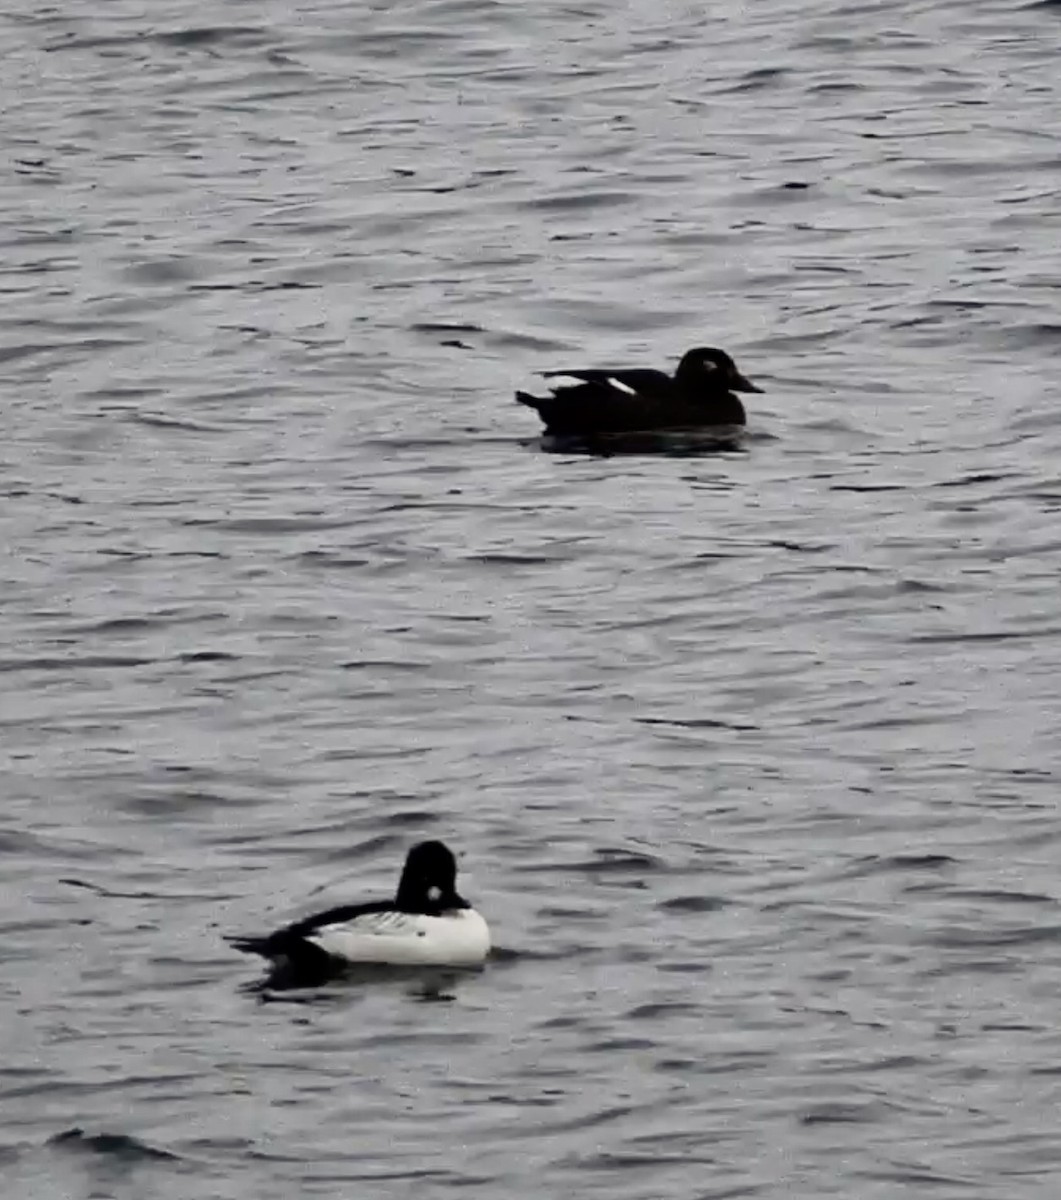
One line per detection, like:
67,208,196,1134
396,840,469,911
676,347,763,393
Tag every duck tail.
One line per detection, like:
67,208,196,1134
225,934,271,958
515,389,548,410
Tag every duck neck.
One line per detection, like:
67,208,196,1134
395,876,465,913
674,356,712,389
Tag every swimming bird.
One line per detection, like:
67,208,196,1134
516,346,763,435
228,840,490,986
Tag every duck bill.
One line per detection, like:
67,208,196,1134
731,372,763,393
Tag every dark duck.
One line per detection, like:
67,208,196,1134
516,346,762,436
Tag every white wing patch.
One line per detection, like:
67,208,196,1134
547,375,589,391
606,377,638,396
312,911,421,941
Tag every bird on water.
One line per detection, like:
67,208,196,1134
516,346,762,436
227,840,490,987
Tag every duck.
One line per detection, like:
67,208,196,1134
227,840,490,986
515,346,762,436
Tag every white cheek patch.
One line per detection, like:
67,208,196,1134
427,886,442,903
607,377,637,396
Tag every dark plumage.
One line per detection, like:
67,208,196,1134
516,346,763,436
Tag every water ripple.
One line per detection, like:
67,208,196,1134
3,0,1061,1197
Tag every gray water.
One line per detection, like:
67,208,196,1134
3,0,1061,1196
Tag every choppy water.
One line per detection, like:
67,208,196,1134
3,0,1061,1196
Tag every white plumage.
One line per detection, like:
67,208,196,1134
606,376,638,395
308,908,491,967
544,374,588,391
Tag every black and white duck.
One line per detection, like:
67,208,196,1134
227,840,490,987
516,346,762,436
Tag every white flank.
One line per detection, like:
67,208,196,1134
606,377,638,396
307,908,491,967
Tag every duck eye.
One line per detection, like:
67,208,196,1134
702,359,718,373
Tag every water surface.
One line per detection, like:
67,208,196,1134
3,1,1061,1197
